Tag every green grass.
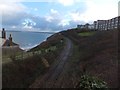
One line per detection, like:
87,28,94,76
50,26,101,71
2,45,59,63
76,74,108,89
78,32,96,36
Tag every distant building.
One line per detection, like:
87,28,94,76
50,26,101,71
77,25,86,29
88,24,94,29
77,23,94,30
94,16,120,30
94,21,97,30
0,28,19,47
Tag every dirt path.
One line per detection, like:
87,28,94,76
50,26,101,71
30,37,73,88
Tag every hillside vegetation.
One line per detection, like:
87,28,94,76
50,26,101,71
2,29,119,88
2,33,65,88
59,29,118,88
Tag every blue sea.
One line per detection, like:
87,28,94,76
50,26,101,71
6,31,52,51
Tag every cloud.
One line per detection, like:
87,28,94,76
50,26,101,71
29,8,38,12
50,9,58,14
22,18,36,28
57,0,85,6
45,9,61,22
0,0,24,3
0,2,40,30
0,1,62,31
58,0,74,6
118,1,120,16
0,2,26,14
0,1,90,31
1,0,118,32
78,0,118,22
69,12,81,21
0,2,27,26
34,8,38,11
32,16,62,31
59,19,69,26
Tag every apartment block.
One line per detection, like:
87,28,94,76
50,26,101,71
94,16,120,30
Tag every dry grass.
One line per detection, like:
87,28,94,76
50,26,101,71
2,29,119,88
2,34,65,88
59,29,118,88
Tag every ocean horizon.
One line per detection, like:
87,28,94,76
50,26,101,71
6,31,53,51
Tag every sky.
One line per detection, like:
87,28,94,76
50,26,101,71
0,0,119,32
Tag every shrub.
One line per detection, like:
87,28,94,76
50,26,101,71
10,53,16,61
76,74,108,89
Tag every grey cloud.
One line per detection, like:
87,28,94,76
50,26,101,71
2,12,27,26
2,10,85,31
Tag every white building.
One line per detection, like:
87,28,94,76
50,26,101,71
77,23,94,30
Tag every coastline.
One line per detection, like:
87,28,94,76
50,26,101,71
20,43,40,51
2,31,65,88
2,31,63,64
20,32,60,51
6,31,53,51
2,29,119,88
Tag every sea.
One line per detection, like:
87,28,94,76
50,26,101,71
6,31,53,51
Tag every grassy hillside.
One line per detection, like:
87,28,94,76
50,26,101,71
2,29,119,88
60,29,118,88
2,33,65,88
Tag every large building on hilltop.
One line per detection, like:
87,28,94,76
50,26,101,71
94,16,120,30
77,16,120,30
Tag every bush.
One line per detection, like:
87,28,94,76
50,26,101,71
76,74,108,89
10,53,16,61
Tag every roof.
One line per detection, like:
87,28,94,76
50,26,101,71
0,38,6,47
0,38,19,47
